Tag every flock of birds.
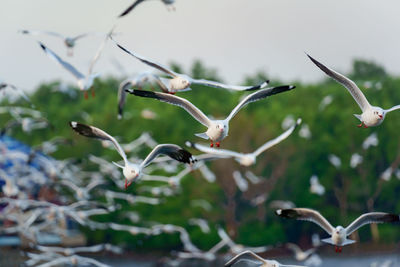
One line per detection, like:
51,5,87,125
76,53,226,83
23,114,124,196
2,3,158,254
1,1,400,267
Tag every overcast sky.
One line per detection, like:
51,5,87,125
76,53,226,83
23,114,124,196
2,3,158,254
2,0,400,92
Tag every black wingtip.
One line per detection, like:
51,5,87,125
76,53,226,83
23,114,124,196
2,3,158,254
177,149,197,164
275,208,299,219
245,79,270,91
382,214,400,223
69,121,98,139
38,42,46,51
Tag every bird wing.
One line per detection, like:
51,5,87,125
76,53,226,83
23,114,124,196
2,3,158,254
253,118,301,156
226,85,295,122
276,208,335,235
224,250,265,267
307,54,371,112
117,79,132,119
128,89,212,127
71,33,90,42
190,78,269,91
111,37,178,77
19,29,64,39
118,0,148,17
87,27,115,76
39,42,85,80
140,144,195,169
345,212,400,236
69,121,128,163
186,141,243,158
385,105,400,113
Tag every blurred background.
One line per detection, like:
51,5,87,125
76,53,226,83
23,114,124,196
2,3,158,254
1,0,400,266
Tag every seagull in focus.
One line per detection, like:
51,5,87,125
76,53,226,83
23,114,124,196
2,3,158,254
111,38,269,93
309,175,325,196
37,28,113,98
187,118,301,165
20,29,94,56
307,54,400,128
117,73,168,119
119,0,176,17
128,86,295,147
276,208,400,252
69,121,195,189
225,250,305,267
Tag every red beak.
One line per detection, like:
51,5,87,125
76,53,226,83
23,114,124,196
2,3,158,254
379,115,383,119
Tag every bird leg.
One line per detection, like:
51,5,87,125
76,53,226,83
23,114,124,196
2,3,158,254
363,124,368,128
357,122,363,128
335,246,338,253
210,141,214,147
216,142,220,147
84,91,89,100
91,88,95,98
339,246,342,253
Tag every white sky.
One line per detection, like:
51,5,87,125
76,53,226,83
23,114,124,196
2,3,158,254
1,0,400,92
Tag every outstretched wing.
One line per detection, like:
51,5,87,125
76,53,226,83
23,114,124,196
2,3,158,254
128,89,212,127
226,85,295,122
39,42,85,80
276,208,335,235
345,212,400,236
307,54,371,112
69,121,128,163
190,79,269,91
385,105,400,113
111,37,178,78
186,141,243,159
140,144,196,168
118,0,148,17
253,118,301,156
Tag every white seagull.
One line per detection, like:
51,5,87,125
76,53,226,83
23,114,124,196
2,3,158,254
285,243,317,261
276,208,400,253
186,118,301,164
117,73,168,119
128,85,295,147
38,28,113,98
20,29,93,56
225,250,305,267
307,54,400,128
0,79,32,105
119,0,176,17
111,38,269,93
69,121,195,189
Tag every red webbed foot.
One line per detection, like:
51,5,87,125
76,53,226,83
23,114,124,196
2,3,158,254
210,142,214,148
84,91,89,100
216,142,220,147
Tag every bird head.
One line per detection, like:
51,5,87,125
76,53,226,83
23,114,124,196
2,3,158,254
373,107,385,120
123,164,140,189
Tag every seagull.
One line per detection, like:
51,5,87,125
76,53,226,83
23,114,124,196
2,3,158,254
20,29,93,56
37,28,113,98
307,54,400,128
128,85,295,147
69,121,195,189
119,0,176,17
285,243,317,261
117,73,168,119
275,208,400,252
186,118,301,164
362,132,378,150
225,250,305,267
0,80,33,105
350,153,363,168
309,175,325,196
111,38,269,93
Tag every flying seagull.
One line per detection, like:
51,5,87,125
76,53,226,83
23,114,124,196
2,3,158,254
276,208,400,253
20,29,94,56
117,72,168,119
119,0,176,17
69,121,195,189
127,85,295,147
225,250,305,267
307,54,400,128
186,118,301,165
0,80,33,106
38,28,114,98
111,37,269,93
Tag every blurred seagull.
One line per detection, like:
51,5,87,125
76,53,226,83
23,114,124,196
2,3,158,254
225,250,305,267
276,208,400,253
187,118,301,164
119,0,176,17
111,38,269,93
362,132,379,150
328,154,341,169
69,121,195,189
307,54,400,128
20,29,93,56
128,86,295,147
37,28,113,98
350,153,363,168
117,73,168,119
309,175,325,196
285,243,317,261
0,79,33,105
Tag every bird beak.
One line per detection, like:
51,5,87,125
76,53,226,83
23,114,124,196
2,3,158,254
378,115,383,119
